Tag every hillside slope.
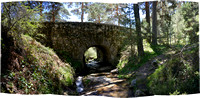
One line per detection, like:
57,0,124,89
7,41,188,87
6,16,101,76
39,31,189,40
147,43,199,95
1,34,75,94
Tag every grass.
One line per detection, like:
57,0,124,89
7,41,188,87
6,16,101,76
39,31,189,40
147,43,199,95
117,39,169,79
117,51,157,77
118,40,198,95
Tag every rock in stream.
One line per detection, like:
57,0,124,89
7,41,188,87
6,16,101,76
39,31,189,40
76,76,84,93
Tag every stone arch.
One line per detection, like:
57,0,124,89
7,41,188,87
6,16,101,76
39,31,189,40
82,45,111,67
39,22,128,74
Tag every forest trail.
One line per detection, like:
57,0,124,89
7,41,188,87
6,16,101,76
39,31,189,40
79,50,175,97
133,54,169,94
131,49,176,96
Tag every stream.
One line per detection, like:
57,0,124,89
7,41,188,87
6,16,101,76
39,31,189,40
75,62,131,97
75,53,170,97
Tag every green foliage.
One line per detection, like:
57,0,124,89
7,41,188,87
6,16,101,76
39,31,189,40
169,90,187,95
147,45,199,95
154,0,177,45
87,3,111,23
70,2,89,22
117,39,169,79
180,2,199,44
169,90,180,95
58,67,74,86
167,2,199,45
150,44,169,55
1,2,43,39
153,1,199,45
171,7,186,45
141,20,151,42
117,59,128,70
44,2,70,22
86,3,125,24
23,34,75,92
117,49,161,79
84,47,97,63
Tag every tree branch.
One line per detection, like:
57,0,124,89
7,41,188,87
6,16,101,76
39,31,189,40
10,11,32,31
3,3,12,26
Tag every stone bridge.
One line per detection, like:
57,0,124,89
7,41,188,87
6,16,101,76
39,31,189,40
39,22,129,72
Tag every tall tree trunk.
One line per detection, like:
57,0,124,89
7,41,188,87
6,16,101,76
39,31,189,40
169,30,171,45
81,2,84,22
39,1,43,16
116,4,120,26
167,31,169,45
50,3,55,48
134,4,144,56
52,3,55,22
39,1,43,21
98,15,100,23
152,1,157,45
145,2,151,43
130,22,133,55
129,7,133,55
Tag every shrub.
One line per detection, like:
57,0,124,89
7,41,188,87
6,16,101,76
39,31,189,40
147,45,199,95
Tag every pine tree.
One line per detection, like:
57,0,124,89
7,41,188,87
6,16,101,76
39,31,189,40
181,2,199,44
70,2,90,22
145,2,151,43
157,0,177,45
152,1,157,45
171,3,185,44
87,3,112,23
44,2,70,22
134,4,144,56
111,4,126,25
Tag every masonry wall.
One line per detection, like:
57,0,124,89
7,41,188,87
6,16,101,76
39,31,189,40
39,22,127,69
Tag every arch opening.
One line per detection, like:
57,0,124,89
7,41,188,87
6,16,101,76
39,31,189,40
83,45,114,73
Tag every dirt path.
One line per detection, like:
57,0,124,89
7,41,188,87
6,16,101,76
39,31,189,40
134,54,168,93
132,50,175,96
136,54,168,79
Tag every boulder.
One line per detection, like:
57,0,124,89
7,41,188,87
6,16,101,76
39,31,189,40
110,68,118,74
135,89,145,97
129,79,137,88
151,59,158,67
76,76,84,93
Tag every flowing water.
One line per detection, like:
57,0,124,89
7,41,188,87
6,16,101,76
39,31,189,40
76,62,131,97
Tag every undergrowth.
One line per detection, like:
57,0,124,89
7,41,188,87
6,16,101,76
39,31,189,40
147,43,199,95
1,34,75,94
117,39,168,79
